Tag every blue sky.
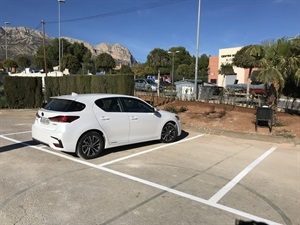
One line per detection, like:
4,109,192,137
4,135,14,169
1,0,299,62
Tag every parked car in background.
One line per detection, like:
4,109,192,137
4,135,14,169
32,93,181,159
249,84,266,95
226,84,247,93
135,78,163,92
226,83,265,95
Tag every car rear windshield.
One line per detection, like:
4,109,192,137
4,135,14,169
43,99,85,112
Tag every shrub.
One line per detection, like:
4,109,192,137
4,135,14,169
164,105,178,113
178,106,187,112
163,105,187,113
0,96,7,108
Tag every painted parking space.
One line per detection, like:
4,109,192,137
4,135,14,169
0,111,299,225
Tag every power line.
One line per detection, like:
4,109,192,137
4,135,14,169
34,23,42,30
46,0,189,24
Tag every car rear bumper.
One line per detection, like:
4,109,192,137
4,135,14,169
31,124,76,153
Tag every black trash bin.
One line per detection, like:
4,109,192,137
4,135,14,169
255,106,273,133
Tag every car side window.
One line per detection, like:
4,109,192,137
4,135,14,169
120,97,153,113
95,98,122,112
69,101,86,111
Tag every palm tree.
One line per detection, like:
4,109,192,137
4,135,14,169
232,45,264,100
255,37,300,123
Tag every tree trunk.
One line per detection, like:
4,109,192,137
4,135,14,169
265,83,278,125
246,67,253,103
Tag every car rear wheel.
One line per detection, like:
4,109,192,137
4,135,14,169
161,122,178,143
76,131,104,159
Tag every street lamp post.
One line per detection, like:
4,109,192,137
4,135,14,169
194,0,201,100
168,50,180,88
4,22,10,60
58,0,66,72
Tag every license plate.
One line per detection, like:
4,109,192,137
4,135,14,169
40,117,50,125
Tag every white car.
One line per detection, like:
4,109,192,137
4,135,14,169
32,93,182,159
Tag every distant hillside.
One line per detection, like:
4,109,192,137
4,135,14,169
0,26,137,66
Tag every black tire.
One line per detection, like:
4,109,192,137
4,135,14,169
76,131,104,159
161,122,178,143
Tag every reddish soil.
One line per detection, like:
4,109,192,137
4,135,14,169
138,95,300,143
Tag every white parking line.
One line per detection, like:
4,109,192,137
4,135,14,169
209,146,277,203
0,134,281,225
98,134,205,167
98,166,281,225
2,131,31,136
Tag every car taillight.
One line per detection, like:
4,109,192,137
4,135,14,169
49,116,79,123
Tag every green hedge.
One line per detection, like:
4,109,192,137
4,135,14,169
3,76,43,109
3,74,134,108
45,74,134,102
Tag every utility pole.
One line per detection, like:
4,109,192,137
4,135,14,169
42,20,47,76
167,50,180,89
157,70,160,97
58,0,66,72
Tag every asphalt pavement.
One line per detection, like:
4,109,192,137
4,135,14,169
0,109,299,225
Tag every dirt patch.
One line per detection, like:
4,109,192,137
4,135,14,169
138,95,300,144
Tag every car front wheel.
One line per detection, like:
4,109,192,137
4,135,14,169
161,122,178,143
76,131,104,159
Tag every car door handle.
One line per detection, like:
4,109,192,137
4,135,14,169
130,116,138,120
100,117,110,121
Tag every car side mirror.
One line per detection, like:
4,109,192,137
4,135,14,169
153,108,161,117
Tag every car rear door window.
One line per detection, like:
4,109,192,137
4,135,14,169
95,98,122,112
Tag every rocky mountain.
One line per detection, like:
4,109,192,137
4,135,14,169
0,26,137,66
63,37,137,66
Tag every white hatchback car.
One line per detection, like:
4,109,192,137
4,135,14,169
32,93,182,159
